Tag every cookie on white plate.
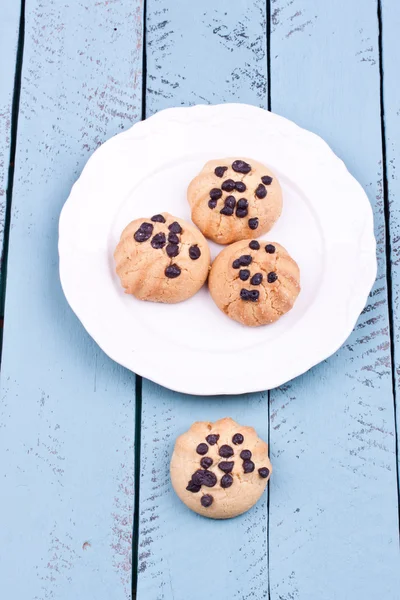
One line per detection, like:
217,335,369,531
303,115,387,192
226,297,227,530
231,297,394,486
170,417,272,519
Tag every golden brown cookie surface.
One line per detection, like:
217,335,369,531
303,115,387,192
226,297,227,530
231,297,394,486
114,212,210,303
187,158,282,244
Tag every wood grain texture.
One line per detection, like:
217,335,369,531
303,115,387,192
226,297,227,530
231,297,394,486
381,0,400,479
137,2,270,598
0,2,20,276
0,1,143,598
269,1,400,598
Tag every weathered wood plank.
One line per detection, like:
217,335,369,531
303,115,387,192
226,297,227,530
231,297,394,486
137,2,270,598
0,1,144,598
0,2,20,280
269,1,400,598
382,0,400,481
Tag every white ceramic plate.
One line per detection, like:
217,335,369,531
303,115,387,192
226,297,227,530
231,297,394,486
59,104,376,395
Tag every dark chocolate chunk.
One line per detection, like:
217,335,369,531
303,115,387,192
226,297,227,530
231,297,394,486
219,444,234,458
168,221,182,234
240,289,260,302
235,181,246,192
236,208,248,218
200,457,213,469
220,206,234,216
166,244,179,258
232,259,241,269
151,214,166,223
208,198,218,209
196,443,209,455
189,245,201,260
267,272,278,283
186,480,201,493
225,195,236,209
220,474,233,488
140,222,153,234
210,188,223,200
250,273,263,286
265,244,276,254
237,198,248,209
261,175,273,185
221,179,235,192
249,240,260,250
232,433,244,445
134,222,154,243
201,494,214,507
192,469,217,488
239,269,250,281
232,160,251,174
168,232,180,245
258,467,270,479
215,166,228,178
240,449,252,460
206,434,220,445
243,460,255,473
239,255,252,266
218,461,234,473
255,183,267,199
151,232,166,249
248,217,259,230
165,264,181,278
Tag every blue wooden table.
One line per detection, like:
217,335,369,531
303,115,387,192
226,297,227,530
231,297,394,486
1,1,399,599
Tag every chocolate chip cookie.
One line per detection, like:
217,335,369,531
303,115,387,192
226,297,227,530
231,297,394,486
209,240,300,326
187,158,282,244
114,213,210,303
170,417,272,519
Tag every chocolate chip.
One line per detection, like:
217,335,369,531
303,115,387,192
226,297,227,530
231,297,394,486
168,221,182,234
248,218,259,230
232,259,241,269
215,166,228,178
201,494,214,507
218,461,234,473
165,264,181,278
168,232,179,245
220,474,233,488
251,273,263,286
258,467,270,479
151,214,166,223
225,195,236,209
166,244,179,258
232,160,251,174
239,255,252,266
240,289,260,302
255,183,267,199
192,469,217,487
232,433,244,445
206,434,220,445
237,198,248,209
249,241,260,250
208,198,218,209
219,445,234,458
261,175,273,185
221,179,235,192
240,449,252,460
151,232,166,249
134,222,154,242
201,457,213,469
186,480,201,493
235,181,246,192
196,443,209,455
140,222,153,233
210,188,223,200
220,206,234,216
267,272,278,283
189,245,201,260
243,460,255,473
236,208,248,218
265,244,276,254
239,269,250,281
